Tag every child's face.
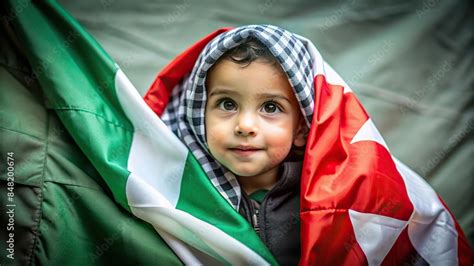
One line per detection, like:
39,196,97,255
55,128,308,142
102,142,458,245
205,59,306,179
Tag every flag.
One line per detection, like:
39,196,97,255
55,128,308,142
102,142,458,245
145,29,473,266
1,0,472,265
1,0,276,264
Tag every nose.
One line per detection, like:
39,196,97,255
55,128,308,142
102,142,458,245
234,112,257,137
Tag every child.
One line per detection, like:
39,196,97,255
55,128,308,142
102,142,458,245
159,25,314,264
205,38,309,265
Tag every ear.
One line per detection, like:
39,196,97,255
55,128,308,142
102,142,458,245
293,118,308,148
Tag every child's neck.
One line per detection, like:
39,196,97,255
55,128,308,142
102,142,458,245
237,166,280,195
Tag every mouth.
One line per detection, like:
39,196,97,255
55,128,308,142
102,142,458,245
229,145,262,157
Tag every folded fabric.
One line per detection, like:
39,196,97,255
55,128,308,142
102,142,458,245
146,26,473,265
1,0,471,265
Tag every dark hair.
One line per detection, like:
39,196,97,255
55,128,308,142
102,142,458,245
220,38,278,67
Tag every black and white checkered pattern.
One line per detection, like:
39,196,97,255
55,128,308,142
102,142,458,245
162,25,314,209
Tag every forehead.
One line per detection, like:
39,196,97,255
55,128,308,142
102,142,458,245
206,59,295,98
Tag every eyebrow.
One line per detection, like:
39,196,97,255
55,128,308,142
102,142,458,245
208,88,239,97
209,88,291,103
256,93,291,103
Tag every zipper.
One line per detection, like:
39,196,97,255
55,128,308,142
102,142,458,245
252,208,260,234
243,192,261,235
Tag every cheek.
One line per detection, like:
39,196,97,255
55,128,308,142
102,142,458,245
263,125,294,162
205,118,228,152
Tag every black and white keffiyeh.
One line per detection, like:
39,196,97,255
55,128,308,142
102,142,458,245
161,25,315,209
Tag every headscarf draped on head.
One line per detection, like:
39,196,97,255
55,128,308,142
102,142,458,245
161,25,314,209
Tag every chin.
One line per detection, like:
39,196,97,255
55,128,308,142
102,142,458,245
230,167,260,177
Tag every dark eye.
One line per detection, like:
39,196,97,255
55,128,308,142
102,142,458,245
218,99,237,111
262,102,281,113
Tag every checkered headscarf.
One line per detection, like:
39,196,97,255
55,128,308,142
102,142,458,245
161,25,314,209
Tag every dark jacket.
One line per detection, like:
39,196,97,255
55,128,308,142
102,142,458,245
238,161,302,266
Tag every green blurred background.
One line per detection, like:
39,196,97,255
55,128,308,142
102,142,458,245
0,2,471,260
